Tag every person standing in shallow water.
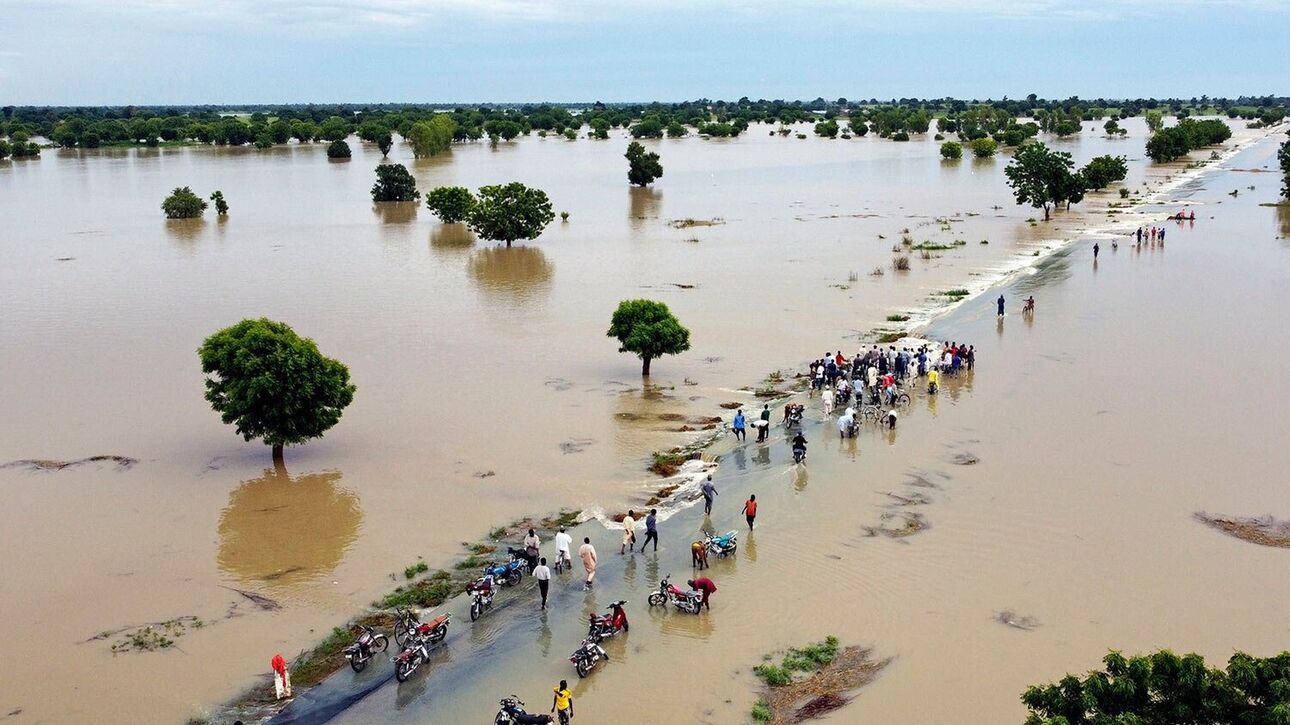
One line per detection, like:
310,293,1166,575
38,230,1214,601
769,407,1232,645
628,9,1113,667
533,557,551,609
996,294,1006,318
757,404,771,442
1093,242,1100,260
742,494,758,529
701,474,717,515
639,508,659,552
579,537,597,590
732,409,746,441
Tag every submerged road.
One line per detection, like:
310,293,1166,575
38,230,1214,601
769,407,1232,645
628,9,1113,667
271,417,815,724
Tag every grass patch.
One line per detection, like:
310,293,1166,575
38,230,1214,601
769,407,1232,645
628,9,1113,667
649,450,695,477
876,331,903,343
885,314,910,322
749,637,890,724
292,626,353,687
939,289,970,299
892,255,910,271
751,697,773,721
754,663,794,686
376,570,456,609
403,560,429,579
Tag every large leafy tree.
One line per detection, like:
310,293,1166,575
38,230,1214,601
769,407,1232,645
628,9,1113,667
407,115,456,158
625,141,663,186
1080,155,1128,190
1004,142,1077,220
607,299,691,376
425,186,477,223
1277,138,1289,200
1022,649,1290,725
199,319,355,463
371,164,420,202
467,182,554,246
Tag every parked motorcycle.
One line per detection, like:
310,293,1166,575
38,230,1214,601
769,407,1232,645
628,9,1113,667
466,574,497,622
587,600,629,641
393,632,434,682
342,624,389,673
570,635,608,678
393,608,450,649
647,574,701,614
484,551,527,587
494,696,553,724
704,530,738,558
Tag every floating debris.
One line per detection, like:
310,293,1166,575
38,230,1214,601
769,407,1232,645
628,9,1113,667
559,438,595,454
1194,512,1290,548
996,610,1040,631
1,455,137,472
863,512,929,538
949,452,980,465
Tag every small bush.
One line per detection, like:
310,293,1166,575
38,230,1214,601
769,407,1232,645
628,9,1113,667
403,561,429,579
560,211,570,221
886,314,910,322
751,698,773,721
754,663,793,686
1119,188,1131,198
326,140,351,159
970,137,998,158
892,255,910,271
940,141,963,160
161,187,207,219
891,131,910,142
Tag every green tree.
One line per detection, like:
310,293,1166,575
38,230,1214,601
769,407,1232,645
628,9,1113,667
666,120,688,138
326,139,352,159
0,139,10,160
629,116,664,139
376,131,393,158
589,119,610,140
848,121,868,137
1080,155,1128,190
407,115,456,158
319,116,351,142
563,128,577,141
970,137,998,158
198,318,355,463
370,164,419,202
210,190,229,216
1004,142,1076,220
814,119,839,138
425,186,476,223
1280,139,1290,200
940,141,963,160
161,186,208,219
1145,110,1164,132
467,182,555,246
626,141,663,186
606,299,692,376
1022,649,1290,725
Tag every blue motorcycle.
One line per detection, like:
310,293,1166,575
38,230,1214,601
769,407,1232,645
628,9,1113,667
484,548,528,587
704,530,738,558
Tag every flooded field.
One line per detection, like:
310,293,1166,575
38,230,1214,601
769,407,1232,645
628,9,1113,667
0,118,1285,723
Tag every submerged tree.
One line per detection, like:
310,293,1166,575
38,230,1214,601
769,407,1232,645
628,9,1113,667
1080,155,1128,190
1022,649,1290,724
407,115,456,158
198,318,356,463
468,182,554,246
626,141,663,186
371,163,419,202
376,131,393,158
424,186,477,223
1280,139,1290,200
210,190,229,216
1004,142,1077,220
607,299,691,376
326,139,351,159
969,137,998,158
162,186,207,219
940,141,963,160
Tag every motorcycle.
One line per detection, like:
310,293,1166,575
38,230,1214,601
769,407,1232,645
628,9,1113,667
704,530,738,558
393,631,436,682
494,696,553,724
783,404,804,428
647,574,701,614
342,624,389,673
570,635,608,678
793,444,807,464
393,608,450,649
484,550,528,587
587,600,629,641
835,386,852,406
466,574,497,622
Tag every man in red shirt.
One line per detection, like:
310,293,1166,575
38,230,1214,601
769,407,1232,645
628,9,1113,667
687,577,717,610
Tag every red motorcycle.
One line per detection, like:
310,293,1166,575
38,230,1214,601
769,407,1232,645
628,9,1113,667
587,600,629,641
393,608,450,648
647,574,701,614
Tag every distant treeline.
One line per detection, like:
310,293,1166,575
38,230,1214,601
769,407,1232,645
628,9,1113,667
0,95,1284,156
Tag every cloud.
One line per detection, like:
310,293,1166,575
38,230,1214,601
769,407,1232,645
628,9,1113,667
28,0,1289,31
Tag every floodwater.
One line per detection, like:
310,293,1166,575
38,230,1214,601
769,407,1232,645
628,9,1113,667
0,118,1285,723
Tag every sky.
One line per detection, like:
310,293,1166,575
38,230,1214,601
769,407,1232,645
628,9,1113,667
1,0,1287,105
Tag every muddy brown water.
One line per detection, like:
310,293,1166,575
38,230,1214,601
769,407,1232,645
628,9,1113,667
0,118,1285,723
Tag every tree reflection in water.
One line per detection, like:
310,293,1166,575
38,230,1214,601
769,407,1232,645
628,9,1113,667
468,245,553,302
217,465,362,593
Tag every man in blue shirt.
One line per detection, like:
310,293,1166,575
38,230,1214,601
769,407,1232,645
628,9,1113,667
639,509,659,552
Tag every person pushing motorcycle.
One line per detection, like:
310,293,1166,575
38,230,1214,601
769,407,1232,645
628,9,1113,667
687,577,717,611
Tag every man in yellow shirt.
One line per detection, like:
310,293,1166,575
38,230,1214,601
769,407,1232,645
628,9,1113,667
552,680,574,723
928,368,940,395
